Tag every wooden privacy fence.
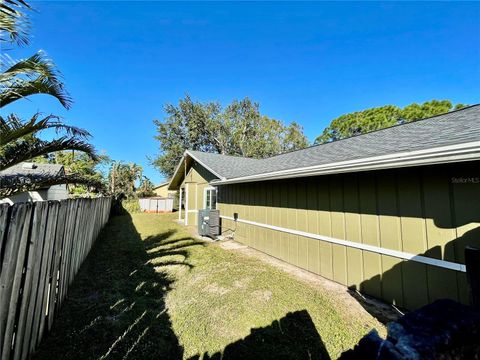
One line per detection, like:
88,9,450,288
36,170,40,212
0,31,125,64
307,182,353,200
139,197,173,213
0,197,112,360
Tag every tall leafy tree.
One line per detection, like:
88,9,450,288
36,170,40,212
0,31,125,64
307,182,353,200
400,100,465,122
153,96,309,177
315,100,467,144
137,176,155,198
108,161,143,199
280,121,309,153
0,0,98,196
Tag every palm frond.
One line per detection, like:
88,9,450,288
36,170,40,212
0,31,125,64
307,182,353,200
0,51,72,108
0,113,91,146
0,172,103,197
0,137,97,170
0,51,58,78
0,0,31,46
0,75,72,108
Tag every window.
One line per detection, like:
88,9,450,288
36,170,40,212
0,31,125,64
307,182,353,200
204,187,217,210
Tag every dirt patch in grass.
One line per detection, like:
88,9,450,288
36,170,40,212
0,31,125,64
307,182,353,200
233,277,252,289
252,289,273,302
203,283,231,296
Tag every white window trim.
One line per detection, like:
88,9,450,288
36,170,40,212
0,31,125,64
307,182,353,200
203,186,217,210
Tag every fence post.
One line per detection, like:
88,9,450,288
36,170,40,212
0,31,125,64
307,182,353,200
465,246,480,309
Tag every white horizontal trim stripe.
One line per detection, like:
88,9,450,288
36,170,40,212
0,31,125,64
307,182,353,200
213,141,480,185
187,209,198,213
220,215,466,273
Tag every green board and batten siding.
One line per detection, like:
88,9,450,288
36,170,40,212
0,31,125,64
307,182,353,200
217,162,480,310
181,163,217,225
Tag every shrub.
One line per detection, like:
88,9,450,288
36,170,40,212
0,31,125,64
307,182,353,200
122,199,141,213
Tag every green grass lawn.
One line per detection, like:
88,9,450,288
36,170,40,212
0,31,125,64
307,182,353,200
34,213,384,360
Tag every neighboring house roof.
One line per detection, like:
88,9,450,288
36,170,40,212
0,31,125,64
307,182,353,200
170,104,480,188
154,181,170,189
0,162,64,178
0,162,65,189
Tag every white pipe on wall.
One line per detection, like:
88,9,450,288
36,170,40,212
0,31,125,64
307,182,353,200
220,215,466,273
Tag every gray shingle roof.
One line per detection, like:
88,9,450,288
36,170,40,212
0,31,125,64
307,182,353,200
187,151,264,179
0,162,64,179
189,104,480,180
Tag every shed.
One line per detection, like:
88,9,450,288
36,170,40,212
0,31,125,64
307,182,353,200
168,105,480,309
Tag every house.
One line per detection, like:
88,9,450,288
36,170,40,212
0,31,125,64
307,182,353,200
0,162,69,204
153,181,176,198
168,104,480,310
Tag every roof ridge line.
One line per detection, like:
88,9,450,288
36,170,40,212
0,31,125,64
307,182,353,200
264,103,480,160
188,149,261,160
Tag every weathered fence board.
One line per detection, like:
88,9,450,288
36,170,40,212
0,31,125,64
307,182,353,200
0,197,111,360
0,204,10,267
46,202,64,332
35,201,58,349
21,202,51,359
1,203,33,360
13,202,48,360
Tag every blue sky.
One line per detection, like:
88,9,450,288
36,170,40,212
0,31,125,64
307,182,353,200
4,1,480,184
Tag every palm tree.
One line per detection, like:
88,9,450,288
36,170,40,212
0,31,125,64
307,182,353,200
0,113,96,169
1,51,72,108
137,176,155,198
0,0,30,46
108,162,143,198
0,0,101,196
0,113,100,197
1,1,70,107
127,163,143,196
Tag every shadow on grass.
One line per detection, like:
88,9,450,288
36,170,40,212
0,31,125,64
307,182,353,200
346,225,480,325
33,213,196,360
34,213,331,360
190,310,330,360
